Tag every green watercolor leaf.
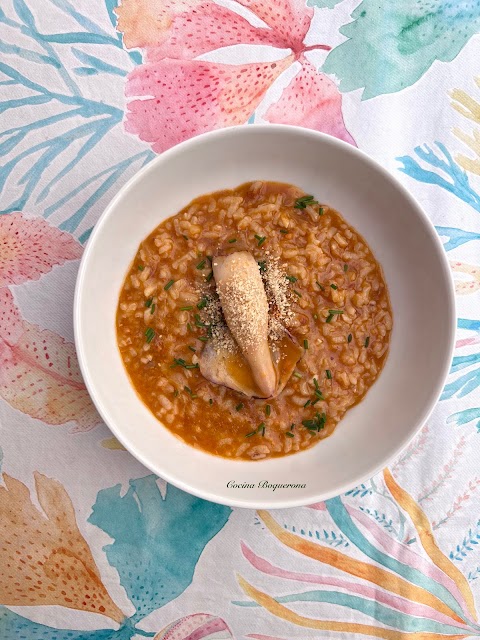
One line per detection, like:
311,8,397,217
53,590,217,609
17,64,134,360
323,0,480,99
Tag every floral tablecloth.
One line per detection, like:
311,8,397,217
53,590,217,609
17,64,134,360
1,1,480,638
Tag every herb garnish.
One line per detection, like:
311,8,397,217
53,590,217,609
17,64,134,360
150,304,156,314
188,346,196,353
236,403,244,412
145,327,155,343
194,313,207,328
138,265,144,271
258,260,267,273
206,271,214,282
364,336,370,347
180,305,193,311
293,372,302,379
318,207,324,215
344,263,348,272
316,281,325,291
328,309,344,315
145,297,153,308
184,385,198,399
187,322,192,332
304,399,311,408
228,238,237,243
293,289,302,298
280,229,289,234
246,422,266,438
302,411,326,432
164,279,175,290
294,195,318,210
286,424,295,437
326,313,334,323
286,274,297,283
255,234,266,247
326,369,332,380
265,404,271,416
209,399,213,405
304,339,309,350
196,259,206,270
348,333,352,343
171,358,199,370
197,297,208,310
198,336,209,342
182,234,189,241
330,283,338,290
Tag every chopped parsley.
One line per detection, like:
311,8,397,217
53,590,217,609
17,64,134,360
294,194,318,210
164,279,175,290
302,412,327,432
144,327,155,343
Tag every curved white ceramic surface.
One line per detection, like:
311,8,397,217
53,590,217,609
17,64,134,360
74,125,455,509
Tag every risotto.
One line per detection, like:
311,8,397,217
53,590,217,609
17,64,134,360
116,181,392,460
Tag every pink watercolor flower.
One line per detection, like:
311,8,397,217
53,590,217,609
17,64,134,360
116,0,355,152
0,213,101,431
0,212,82,287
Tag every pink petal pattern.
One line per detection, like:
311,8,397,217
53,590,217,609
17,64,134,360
0,289,102,431
0,212,82,287
265,60,355,145
125,55,294,152
155,613,233,639
241,542,470,630
146,2,288,62
237,0,313,52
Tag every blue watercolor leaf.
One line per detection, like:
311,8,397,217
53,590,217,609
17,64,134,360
442,367,480,400
447,407,480,430
397,143,480,213
323,0,480,99
458,318,480,334
88,476,231,623
0,606,136,640
451,353,480,374
435,226,480,252
73,66,99,76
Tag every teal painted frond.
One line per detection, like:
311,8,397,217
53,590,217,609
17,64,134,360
323,0,480,99
450,520,480,562
88,476,231,623
282,523,350,548
397,143,480,213
0,0,146,235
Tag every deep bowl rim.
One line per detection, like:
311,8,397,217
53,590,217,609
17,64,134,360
74,124,456,509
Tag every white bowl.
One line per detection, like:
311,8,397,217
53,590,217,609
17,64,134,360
74,125,455,509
